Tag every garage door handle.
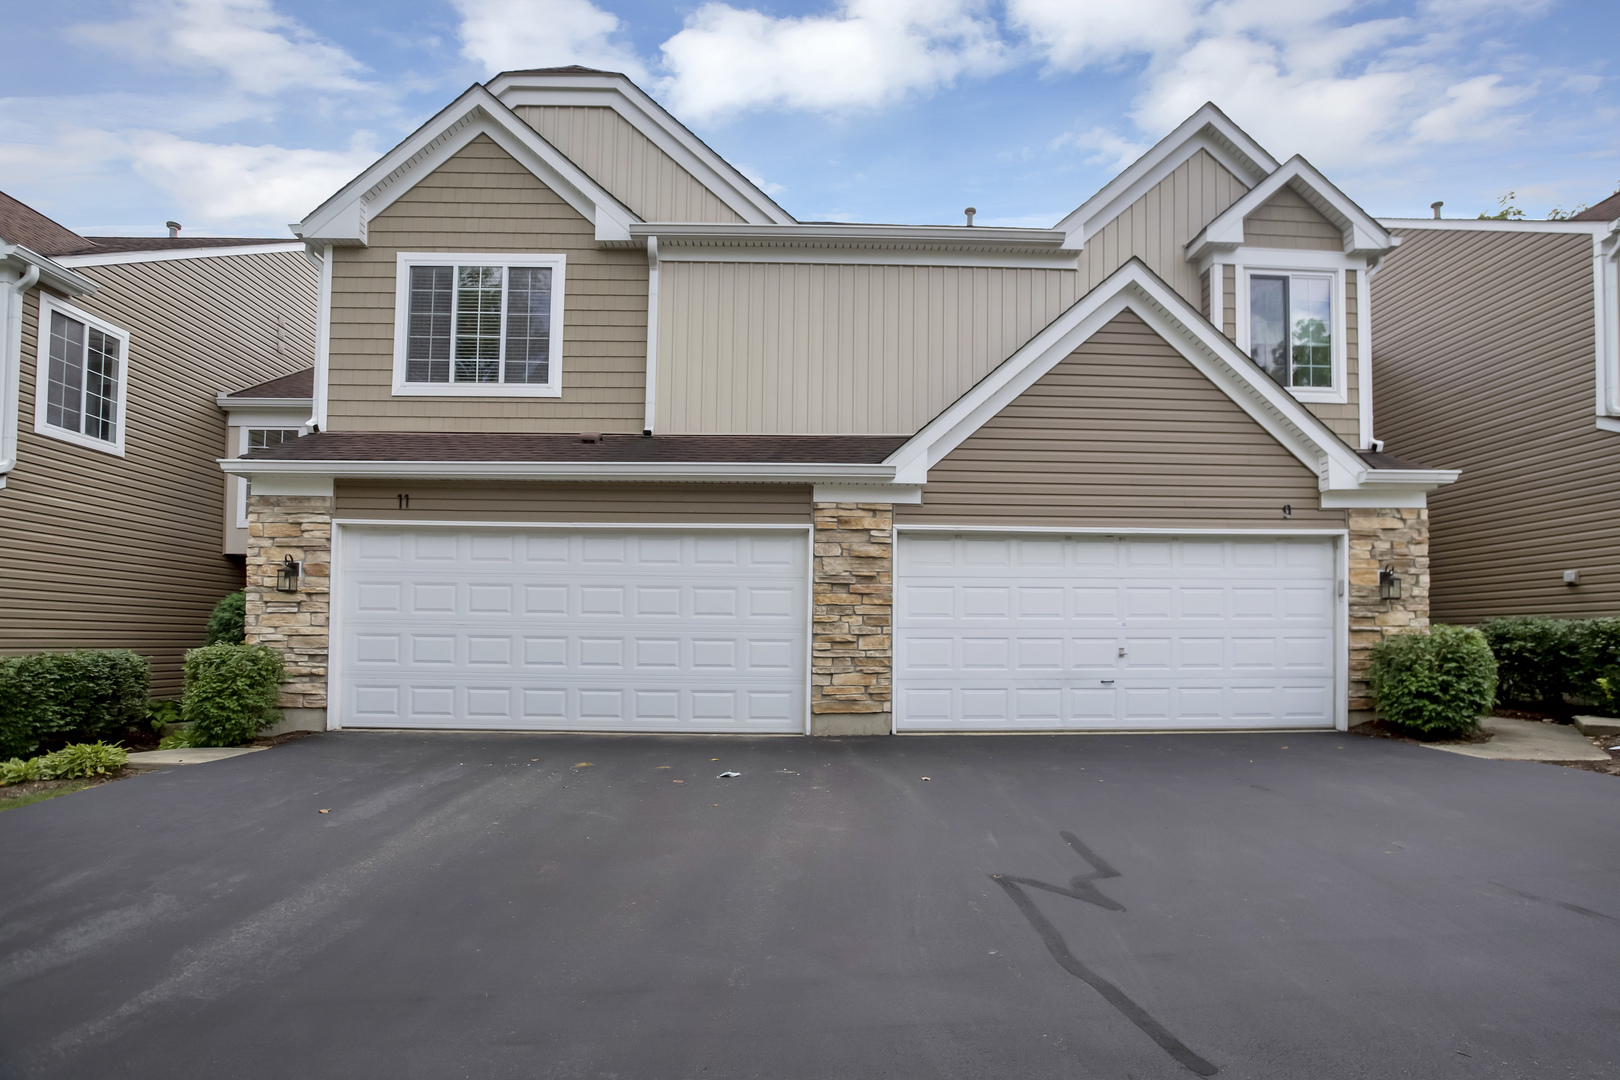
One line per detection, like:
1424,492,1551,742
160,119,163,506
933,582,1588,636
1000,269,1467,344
1101,679,1114,685
1117,647,1126,657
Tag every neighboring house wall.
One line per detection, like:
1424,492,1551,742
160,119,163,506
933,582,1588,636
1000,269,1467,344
0,251,316,692
896,310,1346,528
1243,186,1342,250
334,480,811,523
513,106,745,225
1373,226,1613,619
326,134,648,433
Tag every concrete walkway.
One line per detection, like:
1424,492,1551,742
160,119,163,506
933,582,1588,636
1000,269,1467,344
124,746,266,772
1425,716,1610,762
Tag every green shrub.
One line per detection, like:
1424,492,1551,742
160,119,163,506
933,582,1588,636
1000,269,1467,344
0,650,150,759
1370,625,1499,739
206,591,246,645
1480,616,1577,706
1569,618,1620,715
0,742,128,786
182,644,283,747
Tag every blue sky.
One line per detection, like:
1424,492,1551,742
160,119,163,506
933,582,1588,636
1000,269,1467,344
1,0,1615,237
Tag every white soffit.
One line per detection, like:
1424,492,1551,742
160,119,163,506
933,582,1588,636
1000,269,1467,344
487,69,796,226
293,85,639,246
1054,103,1279,250
1186,155,1393,261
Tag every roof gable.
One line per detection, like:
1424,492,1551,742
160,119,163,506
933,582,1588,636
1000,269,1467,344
1186,156,1393,260
293,84,639,247
0,190,92,256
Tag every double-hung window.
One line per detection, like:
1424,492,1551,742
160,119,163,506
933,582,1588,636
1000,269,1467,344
34,297,130,455
392,253,565,397
1247,272,1333,391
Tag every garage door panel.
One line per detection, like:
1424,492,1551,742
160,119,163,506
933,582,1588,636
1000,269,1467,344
339,528,806,732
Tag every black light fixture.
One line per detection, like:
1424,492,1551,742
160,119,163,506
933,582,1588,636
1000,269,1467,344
275,554,301,593
1378,565,1402,600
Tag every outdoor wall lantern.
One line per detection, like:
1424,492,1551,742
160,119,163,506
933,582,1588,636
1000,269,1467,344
1379,566,1402,600
275,555,301,593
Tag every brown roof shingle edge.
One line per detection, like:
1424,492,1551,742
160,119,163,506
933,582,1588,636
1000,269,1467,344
0,190,94,256
1357,449,1432,471
1571,190,1620,222
76,236,293,253
243,432,908,464
226,368,314,400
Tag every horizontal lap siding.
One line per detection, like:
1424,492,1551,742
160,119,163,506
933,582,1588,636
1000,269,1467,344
1,253,317,692
1243,187,1342,250
514,106,744,224
899,310,1343,529
658,263,1080,434
1373,228,1613,619
329,135,647,433
336,481,810,523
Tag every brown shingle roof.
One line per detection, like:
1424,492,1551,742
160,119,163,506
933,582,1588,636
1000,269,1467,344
77,235,289,253
243,432,908,464
1357,449,1433,471
225,368,314,400
1571,190,1620,222
0,190,94,256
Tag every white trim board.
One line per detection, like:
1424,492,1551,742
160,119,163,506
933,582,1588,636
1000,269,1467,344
1379,217,1615,235
221,459,896,484
54,243,303,268
1187,155,1394,260
32,294,131,457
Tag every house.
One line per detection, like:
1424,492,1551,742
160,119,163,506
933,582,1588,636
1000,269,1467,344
229,66,1457,736
1371,194,1620,622
0,191,317,693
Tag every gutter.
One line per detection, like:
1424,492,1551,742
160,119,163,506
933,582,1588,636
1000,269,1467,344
217,458,899,484
214,394,315,409
629,222,1069,248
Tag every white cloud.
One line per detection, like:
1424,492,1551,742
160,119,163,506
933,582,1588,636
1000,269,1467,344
1049,126,1150,171
658,0,1009,122
128,131,379,226
453,0,648,81
1410,74,1534,142
72,0,368,95
1008,0,1199,70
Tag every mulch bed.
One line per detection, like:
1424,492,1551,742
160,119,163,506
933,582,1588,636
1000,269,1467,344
1351,719,1494,745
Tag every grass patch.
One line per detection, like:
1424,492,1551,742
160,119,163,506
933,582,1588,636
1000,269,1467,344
0,780,97,812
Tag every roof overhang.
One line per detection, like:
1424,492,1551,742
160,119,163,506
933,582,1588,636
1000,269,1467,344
1,244,97,296
291,84,640,247
1186,155,1394,262
632,221,1077,269
1055,103,1279,252
218,458,898,485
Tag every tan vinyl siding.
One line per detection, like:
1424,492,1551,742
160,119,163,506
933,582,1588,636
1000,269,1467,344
1244,186,1342,250
336,481,810,523
658,263,1082,434
898,310,1343,528
1,252,317,693
328,134,647,433
1298,269,1359,443
514,105,744,224
1373,227,1613,620
1199,268,1211,319
1078,149,1249,307
1222,264,1236,338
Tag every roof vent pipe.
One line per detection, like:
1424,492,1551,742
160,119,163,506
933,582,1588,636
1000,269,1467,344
166,221,181,238
1429,202,1443,220
964,207,976,227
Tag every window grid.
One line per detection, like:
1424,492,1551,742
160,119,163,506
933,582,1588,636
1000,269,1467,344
45,309,122,445
405,266,452,383
403,260,556,388
248,428,298,450
1247,272,1333,391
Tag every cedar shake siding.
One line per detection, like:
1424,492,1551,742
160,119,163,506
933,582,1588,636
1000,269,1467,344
1243,187,1343,251
897,310,1345,528
1373,227,1616,620
0,251,316,693
335,481,811,523
513,105,745,224
326,134,649,433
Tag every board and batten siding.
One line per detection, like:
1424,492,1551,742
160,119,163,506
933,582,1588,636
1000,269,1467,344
513,106,745,225
327,134,648,433
901,310,1344,529
1,252,317,693
1243,186,1343,251
336,481,810,523
1373,227,1614,620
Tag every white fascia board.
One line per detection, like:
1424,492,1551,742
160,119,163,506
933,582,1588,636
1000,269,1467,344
1597,417,1620,434
0,245,97,296
487,71,795,225
635,222,1067,246
54,243,303,268
1187,156,1392,261
1379,217,1614,235
637,223,1074,269
886,258,1387,499
294,85,638,246
219,459,896,484
219,405,314,429
812,483,923,504
653,244,1077,271
1054,104,1278,248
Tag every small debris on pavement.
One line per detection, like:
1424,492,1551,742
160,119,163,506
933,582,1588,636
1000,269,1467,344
717,771,741,778
672,780,684,784
573,762,593,768
921,777,931,781
318,809,330,814
655,765,671,769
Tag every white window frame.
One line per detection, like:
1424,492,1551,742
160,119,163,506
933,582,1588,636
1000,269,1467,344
33,295,131,456
235,425,306,528
390,252,566,398
1232,250,1349,406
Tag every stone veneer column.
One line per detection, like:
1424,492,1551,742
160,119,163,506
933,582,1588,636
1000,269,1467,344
810,502,894,735
244,493,333,725
1347,507,1430,723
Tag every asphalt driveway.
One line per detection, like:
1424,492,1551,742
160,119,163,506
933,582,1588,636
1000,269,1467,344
1,731,1617,1080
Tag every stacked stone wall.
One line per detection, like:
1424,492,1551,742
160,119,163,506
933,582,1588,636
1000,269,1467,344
1348,506,1430,721
244,493,333,717
810,502,894,735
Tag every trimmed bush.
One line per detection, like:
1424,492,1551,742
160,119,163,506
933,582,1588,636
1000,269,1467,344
206,591,246,645
1569,618,1620,713
182,643,283,747
1480,616,1577,706
0,651,150,759
1369,625,1499,739
0,742,129,786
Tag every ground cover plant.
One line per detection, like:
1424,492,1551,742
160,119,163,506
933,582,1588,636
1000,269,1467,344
0,651,150,759
1369,625,1498,739
0,742,128,785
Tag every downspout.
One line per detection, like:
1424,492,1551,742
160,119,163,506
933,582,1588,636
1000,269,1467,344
642,236,659,436
1361,255,1382,452
0,263,42,487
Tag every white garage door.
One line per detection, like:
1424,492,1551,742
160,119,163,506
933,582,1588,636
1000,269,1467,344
336,527,807,732
895,533,1338,731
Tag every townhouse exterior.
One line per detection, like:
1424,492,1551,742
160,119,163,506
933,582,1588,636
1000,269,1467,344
1371,194,1620,622
230,67,1458,736
0,192,316,692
